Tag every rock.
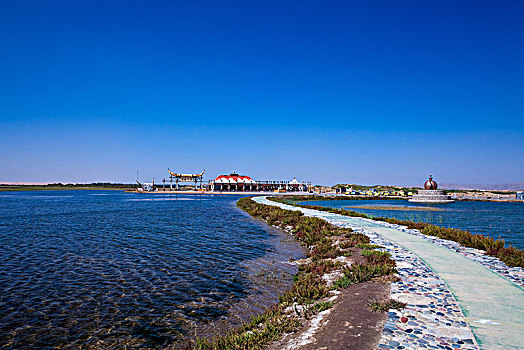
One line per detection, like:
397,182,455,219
396,261,413,269
434,326,473,339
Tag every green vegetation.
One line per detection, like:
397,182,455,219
368,299,406,313
192,306,301,350
310,301,334,313
332,264,397,289
269,196,524,268
361,250,396,266
192,197,397,349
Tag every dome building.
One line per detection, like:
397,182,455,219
409,175,454,203
209,172,312,192
424,175,438,190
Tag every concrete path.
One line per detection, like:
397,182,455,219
254,197,524,350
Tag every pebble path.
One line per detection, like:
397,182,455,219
337,224,479,350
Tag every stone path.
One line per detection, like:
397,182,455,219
253,197,524,350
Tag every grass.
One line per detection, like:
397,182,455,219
269,196,524,268
192,197,397,349
279,273,329,305
299,259,344,276
368,299,406,313
332,263,397,289
361,250,396,266
193,305,301,350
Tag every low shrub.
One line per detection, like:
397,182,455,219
368,299,406,313
361,250,396,266
194,306,301,349
279,273,329,305
332,263,397,289
299,259,344,276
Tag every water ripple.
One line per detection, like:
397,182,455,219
0,191,304,348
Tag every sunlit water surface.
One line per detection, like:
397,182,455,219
303,199,524,249
0,191,304,349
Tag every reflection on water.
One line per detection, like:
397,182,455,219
0,191,304,348
304,199,524,249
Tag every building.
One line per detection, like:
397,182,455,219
211,173,257,191
209,172,311,192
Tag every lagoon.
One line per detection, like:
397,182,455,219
0,191,303,348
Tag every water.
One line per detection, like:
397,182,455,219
0,191,304,349
302,199,524,249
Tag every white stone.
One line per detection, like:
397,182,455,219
392,293,432,305
434,326,474,339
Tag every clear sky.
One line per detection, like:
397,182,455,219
1,1,523,186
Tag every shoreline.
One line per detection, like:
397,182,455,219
1,187,522,202
0,187,130,192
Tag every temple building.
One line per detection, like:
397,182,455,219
409,175,454,203
209,172,311,192
212,173,257,192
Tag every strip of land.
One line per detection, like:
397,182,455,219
255,196,524,350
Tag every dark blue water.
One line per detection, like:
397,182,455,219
303,199,524,249
0,191,304,349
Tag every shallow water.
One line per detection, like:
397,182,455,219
0,191,304,349
303,199,524,249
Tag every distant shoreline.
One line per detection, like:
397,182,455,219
1,186,522,202
0,186,130,192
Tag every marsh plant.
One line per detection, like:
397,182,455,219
368,299,406,313
332,263,397,289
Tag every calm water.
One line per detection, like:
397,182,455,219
303,199,524,249
0,191,304,349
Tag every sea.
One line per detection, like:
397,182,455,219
0,191,304,349
302,199,524,249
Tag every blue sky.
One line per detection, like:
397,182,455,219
1,1,523,185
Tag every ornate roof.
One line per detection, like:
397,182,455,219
214,173,255,184
168,169,205,178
